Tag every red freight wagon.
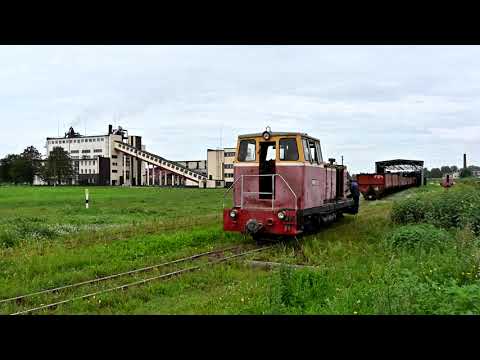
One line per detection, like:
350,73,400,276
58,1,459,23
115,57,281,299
357,172,418,200
223,128,359,241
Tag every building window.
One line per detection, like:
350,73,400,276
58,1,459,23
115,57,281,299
112,155,118,159
112,170,118,173
238,140,256,162
112,162,117,166
92,161,96,166
82,150,91,153
71,150,79,154
224,152,235,157
224,164,234,169
94,149,102,153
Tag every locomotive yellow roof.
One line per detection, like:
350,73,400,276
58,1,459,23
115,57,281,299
238,132,320,142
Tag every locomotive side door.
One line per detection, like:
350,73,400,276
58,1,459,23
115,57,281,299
259,141,276,199
336,166,345,200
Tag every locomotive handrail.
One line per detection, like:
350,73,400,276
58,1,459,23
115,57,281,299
223,176,243,209
223,174,297,211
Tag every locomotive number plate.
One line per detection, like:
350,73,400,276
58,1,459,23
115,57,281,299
312,179,320,186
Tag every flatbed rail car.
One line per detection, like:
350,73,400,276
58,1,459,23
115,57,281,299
223,128,359,240
357,172,417,200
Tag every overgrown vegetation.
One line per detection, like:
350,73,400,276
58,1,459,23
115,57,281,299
391,181,480,234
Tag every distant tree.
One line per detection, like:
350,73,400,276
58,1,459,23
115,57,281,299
20,146,42,185
9,155,29,184
430,168,442,178
450,165,458,173
39,147,75,185
0,154,18,183
440,166,452,175
460,168,473,178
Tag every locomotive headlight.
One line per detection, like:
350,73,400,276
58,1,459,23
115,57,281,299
230,210,238,219
374,186,379,191
262,131,271,140
277,211,286,220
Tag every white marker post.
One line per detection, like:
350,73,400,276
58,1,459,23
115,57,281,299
85,189,89,209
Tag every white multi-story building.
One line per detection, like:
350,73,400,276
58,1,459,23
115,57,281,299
206,147,236,188
39,125,146,186
37,125,208,187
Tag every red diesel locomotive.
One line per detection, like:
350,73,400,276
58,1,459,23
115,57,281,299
223,128,359,240
357,172,417,200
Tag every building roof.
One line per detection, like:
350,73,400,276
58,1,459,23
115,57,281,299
46,134,108,140
375,159,424,173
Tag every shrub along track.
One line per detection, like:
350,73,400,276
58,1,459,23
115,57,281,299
1,244,274,315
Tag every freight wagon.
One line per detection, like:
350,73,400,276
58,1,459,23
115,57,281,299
357,172,417,200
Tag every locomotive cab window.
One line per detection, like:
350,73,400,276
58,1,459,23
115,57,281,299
302,138,312,162
309,140,319,164
238,139,256,162
279,138,299,161
315,141,323,163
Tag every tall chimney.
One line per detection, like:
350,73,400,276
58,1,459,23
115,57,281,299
108,124,113,134
464,153,467,169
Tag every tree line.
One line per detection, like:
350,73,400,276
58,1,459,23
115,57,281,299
0,146,75,185
424,165,478,179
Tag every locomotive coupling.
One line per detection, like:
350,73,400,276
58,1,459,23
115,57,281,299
246,219,263,235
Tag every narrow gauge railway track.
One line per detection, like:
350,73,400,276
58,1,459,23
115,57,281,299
2,244,274,315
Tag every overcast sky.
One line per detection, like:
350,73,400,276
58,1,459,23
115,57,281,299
0,45,478,173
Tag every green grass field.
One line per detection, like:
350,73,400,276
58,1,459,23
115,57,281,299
1,180,479,315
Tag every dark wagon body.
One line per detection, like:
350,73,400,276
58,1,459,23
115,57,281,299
223,129,359,240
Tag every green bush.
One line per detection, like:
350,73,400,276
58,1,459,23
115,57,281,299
391,195,431,224
384,224,452,251
391,184,480,234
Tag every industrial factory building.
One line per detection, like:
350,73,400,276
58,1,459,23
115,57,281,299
36,125,236,188
206,148,236,188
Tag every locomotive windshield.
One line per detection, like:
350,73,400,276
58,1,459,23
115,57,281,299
238,139,256,161
279,138,299,161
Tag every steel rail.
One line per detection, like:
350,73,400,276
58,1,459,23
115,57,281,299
0,245,243,305
11,245,273,315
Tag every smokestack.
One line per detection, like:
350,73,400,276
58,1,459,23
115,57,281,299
108,124,113,134
464,153,467,169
